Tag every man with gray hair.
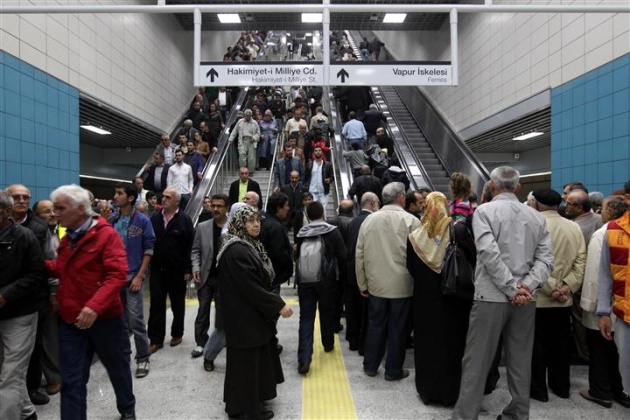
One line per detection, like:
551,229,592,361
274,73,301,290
0,191,47,420
229,109,260,174
356,182,420,380
452,166,554,420
45,184,136,419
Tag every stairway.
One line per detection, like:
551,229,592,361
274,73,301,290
379,86,451,195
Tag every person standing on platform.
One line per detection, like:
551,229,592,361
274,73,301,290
111,184,155,380
452,166,554,420
0,190,47,420
46,185,136,420
148,187,194,353
217,206,293,420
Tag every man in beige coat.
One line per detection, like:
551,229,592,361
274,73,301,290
356,182,420,381
530,188,586,402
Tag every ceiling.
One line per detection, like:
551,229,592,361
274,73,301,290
79,94,163,150
167,0,463,31
465,107,551,154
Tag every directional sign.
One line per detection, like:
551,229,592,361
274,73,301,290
329,62,452,86
197,62,324,87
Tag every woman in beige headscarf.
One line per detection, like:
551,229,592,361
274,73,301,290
406,191,476,407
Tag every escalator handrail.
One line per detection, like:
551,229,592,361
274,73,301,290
185,88,251,226
262,125,285,212
326,88,353,206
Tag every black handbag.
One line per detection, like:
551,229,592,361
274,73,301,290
440,221,475,300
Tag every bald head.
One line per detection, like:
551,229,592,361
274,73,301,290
360,165,371,176
338,199,355,216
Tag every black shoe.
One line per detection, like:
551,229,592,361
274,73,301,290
24,412,37,420
119,411,136,420
335,324,343,333
348,343,358,351
259,410,274,420
324,345,334,352
551,388,569,399
580,389,612,408
364,369,378,377
203,358,215,372
613,392,630,408
530,392,549,403
276,344,283,355
298,362,310,374
385,369,410,381
29,391,50,405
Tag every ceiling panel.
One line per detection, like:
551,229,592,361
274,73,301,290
464,107,551,153
166,0,462,31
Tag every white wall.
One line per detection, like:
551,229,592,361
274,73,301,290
201,31,242,61
0,0,194,131
373,0,629,133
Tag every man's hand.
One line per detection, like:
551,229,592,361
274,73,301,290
75,306,98,329
360,290,369,298
598,315,613,341
129,274,144,293
212,147,218,153
551,284,570,303
510,284,532,306
279,305,293,318
0,294,6,308
193,271,201,283
184,273,192,282
50,294,59,312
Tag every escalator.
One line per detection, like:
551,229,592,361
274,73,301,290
346,31,489,195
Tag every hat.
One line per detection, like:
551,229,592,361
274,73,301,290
532,188,562,206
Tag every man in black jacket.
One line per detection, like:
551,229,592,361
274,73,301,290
260,193,293,294
148,187,194,353
345,192,380,354
228,167,263,210
144,153,170,194
280,171,308,229
0,190,47,420
295,202,347,374
7,184,58,405
348,165,383,204
304,146,333,210
328,199,355,332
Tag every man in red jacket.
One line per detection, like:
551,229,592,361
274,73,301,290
46,185,136,420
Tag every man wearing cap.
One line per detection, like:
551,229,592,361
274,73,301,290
529,188,586,402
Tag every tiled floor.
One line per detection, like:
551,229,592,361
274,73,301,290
35,283,629,419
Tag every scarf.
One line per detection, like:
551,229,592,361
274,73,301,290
409,192,452,273
217,206,275,284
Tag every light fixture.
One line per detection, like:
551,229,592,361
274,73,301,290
369,13,379,22
80,125,111,135
383,13,407,23
305,32,313,37
218,14,240,24
80,174,130,183
302,13,322,23
513,131,544,141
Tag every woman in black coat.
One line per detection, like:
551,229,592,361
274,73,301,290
216,206,293,420
406,192,476,407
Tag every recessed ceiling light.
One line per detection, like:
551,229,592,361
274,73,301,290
80,125,111,135
513,131,544,141
302,13,322,23
383,13,407,23
218,14,241,24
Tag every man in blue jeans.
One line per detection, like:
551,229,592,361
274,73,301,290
47,184,136,420
295,202,347,374
111,184,155,379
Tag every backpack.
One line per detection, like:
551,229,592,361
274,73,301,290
298,236,335,284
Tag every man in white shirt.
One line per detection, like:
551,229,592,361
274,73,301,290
166,150,194,210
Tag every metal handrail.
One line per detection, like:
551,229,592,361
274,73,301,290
325,88,351,206
262,124,285,212
185,88,253,226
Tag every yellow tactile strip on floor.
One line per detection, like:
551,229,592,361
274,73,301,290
298,302,357,420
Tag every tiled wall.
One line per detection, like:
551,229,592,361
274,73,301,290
374,0,629,133
0,0,194,131
551,54,630,195
0,51,80,202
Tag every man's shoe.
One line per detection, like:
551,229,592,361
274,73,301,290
46,382,62,395
324,345,334,352
530,392,549,403
364,369,378,377
276,344,283,355
335,324,343,333
298,362,310,375
203,358,215,372
135,360,150,378
384,369,410,381
119,410,136,420
149,343,163,354
29,391,50,405
191,346,204,358
24,412,37,420
579,389,612,408
259,409,274,420
613,392,630,408
170,337,182,347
